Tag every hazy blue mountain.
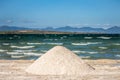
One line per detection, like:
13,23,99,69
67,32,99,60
54,26,79,32
42,26,120,33
42,26,105,32
0,25,120,33
0,26,29,31
41,27,54,31
106,26,120,33
76,27,105,32
0,25,30,31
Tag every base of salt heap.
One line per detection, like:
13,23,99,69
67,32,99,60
26,46,94,76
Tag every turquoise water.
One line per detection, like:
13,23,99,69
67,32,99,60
0,34,120,60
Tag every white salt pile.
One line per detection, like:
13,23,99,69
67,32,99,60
26,46,94,76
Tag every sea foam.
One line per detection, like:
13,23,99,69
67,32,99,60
115,54,120,57
72,50,86,53
2,43,10,45
24,53,43,56
27,42,43,45
72,42,101,46
7,51,43,57
46,43,63,45
72,50,98,54
84,37,93,39
0,49,7,52
113,43,120,45
97,36,111,39
10,46,35,49
11,55,24,58
7,52,23,55
99,47,108,49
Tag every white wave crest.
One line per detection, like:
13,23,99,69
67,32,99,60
2,43,10,45
115,54,120,57
13,50,37,53
72,50,86,53
24,53,43,56
113,43,120,45
88,52,98,54
72,42,101,46
54,39,58,41
27,42,63,45
11,55,24,58
10,46,34,49
46,43,63,45
72,43,89,45
7,52,23,55
97,36,111,39
84,37,93,39
72,50,98,54
7,51,43,57
0,49,7,52
99,47,108,49
27,42,43,45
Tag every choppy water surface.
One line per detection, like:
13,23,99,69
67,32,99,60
0,34,120,60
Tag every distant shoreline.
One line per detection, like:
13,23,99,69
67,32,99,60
0,30,119,34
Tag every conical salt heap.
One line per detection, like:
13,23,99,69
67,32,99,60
26,46,94,75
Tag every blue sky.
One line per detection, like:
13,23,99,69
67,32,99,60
0,0,120,28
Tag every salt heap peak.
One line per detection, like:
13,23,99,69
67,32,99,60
26,46,94,75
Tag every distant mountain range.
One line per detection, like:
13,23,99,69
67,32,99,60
0,25,120,34
41,26,120,34
0,25,29,31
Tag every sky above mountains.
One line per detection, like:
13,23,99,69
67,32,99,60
0,0,120,28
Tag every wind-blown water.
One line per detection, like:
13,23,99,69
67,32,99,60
0,34,120,60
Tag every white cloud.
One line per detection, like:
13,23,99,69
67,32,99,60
6,20,13,23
